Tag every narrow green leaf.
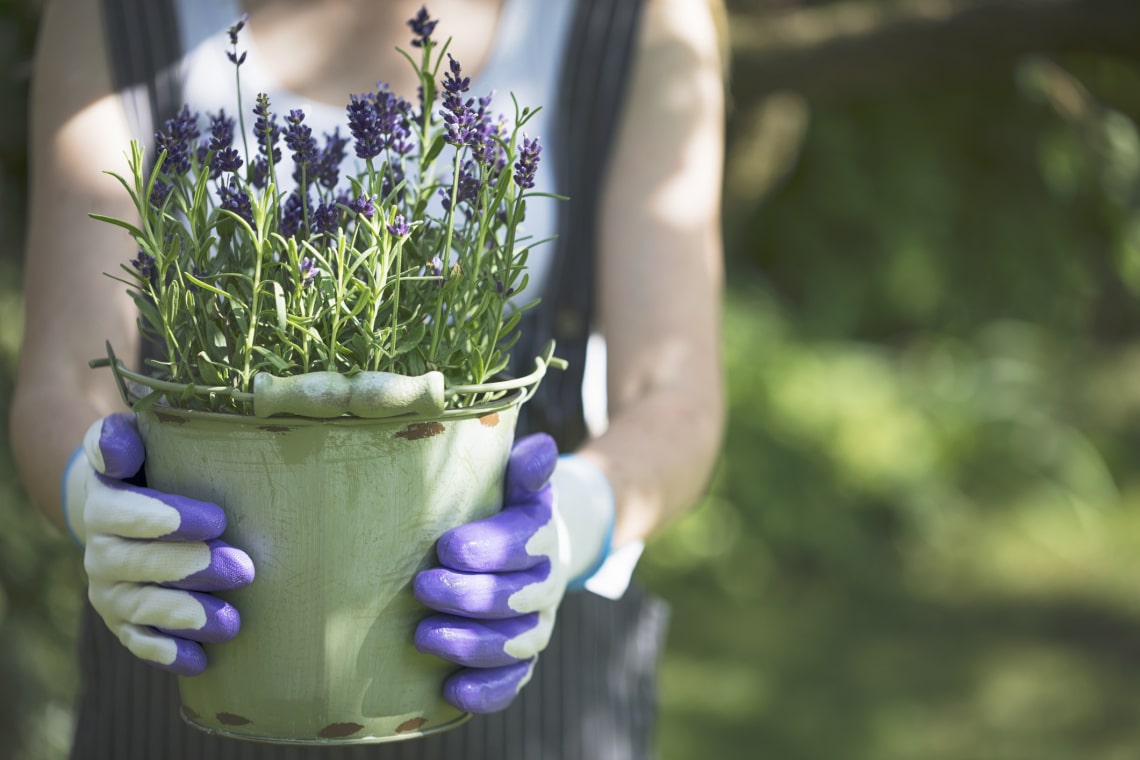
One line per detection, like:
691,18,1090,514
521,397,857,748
130,389,166,413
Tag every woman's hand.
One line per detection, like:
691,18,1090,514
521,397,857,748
413,433,614,713
64,413,255,676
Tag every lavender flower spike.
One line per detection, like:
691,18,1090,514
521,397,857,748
441,56,477,147
130,250,156,280
408,6,439,48
154,105,200,177
347,94,384,160
387,215,410,237
285,109,319,181
513,136,542,190
350,194,376,218
226,15,249,66
253,93,282,163
299,256,321,286
207,110,242,176
227,13,248,45
312,201,339,237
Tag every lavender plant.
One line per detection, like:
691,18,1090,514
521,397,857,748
93,9,554,413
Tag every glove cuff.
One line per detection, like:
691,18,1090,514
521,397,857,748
61,444,88,547
551,454,636,597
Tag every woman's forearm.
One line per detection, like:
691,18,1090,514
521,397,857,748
10,385,111,532
578,376,724,549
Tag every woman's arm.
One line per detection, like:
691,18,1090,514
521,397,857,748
580,0,727,549
10,0,142,530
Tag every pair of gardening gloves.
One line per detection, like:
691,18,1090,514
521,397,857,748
62,412,620,714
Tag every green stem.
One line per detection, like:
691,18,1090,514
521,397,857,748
242,227,267,390
233,51,250,168
326,236,346,371
429,149,463,359
389,240,403,371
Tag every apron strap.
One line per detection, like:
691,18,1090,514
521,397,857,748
514,0,647,450
100,0,183,155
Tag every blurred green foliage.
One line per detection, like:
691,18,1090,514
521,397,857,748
638,49,1140,760
6,1,1140,759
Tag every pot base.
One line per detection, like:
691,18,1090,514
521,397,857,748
179,706,473,745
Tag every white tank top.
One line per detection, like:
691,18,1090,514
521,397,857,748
172,0,576,297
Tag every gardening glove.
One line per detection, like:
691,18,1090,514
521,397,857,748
413,432,625,714
62,412,255,676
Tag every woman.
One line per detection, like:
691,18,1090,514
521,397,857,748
11,0,726,756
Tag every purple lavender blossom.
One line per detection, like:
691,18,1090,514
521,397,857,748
347,94,384,160
428,255,443,279
218,178,254,227
207,110,235,151
440,55,477,147
207,110,243,177
130,250,156,280
439,161,481,214
226,14,248,64
250,157,271,189
227,13,247,45
285,109,319,185
155,105,200,176
311,201,339,237
376,87,414,154
299,256,321,286
348,89,413,160
471,95,506,168
211,147,242,176
280,191,307,239
513,136,541,190
407,6,438,48
150,179,173,209
253,94,282,165
387,215,410,237
350,194,376,218
314,128,348,189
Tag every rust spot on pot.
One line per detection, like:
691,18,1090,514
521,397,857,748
215,712,253,726
396,421,445,440
479,412,500,427
181,706,200,721
258,425,292,433
153,411,187,424
318,722,364,739
396,717,427,733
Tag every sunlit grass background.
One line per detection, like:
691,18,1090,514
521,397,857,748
5,1,1140,758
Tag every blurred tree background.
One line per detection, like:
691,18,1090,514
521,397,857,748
3,0,1140,758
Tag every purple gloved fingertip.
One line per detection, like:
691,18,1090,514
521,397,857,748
505,434,557,501
155,492,228,541
175,541,255,591
415,613,538,668
415,563,550,617
435,504,550,573
97,413,146,479
158,594,242,644
443,660,535,714
162,638,208,677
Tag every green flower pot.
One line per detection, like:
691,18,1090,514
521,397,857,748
135,395,522,744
